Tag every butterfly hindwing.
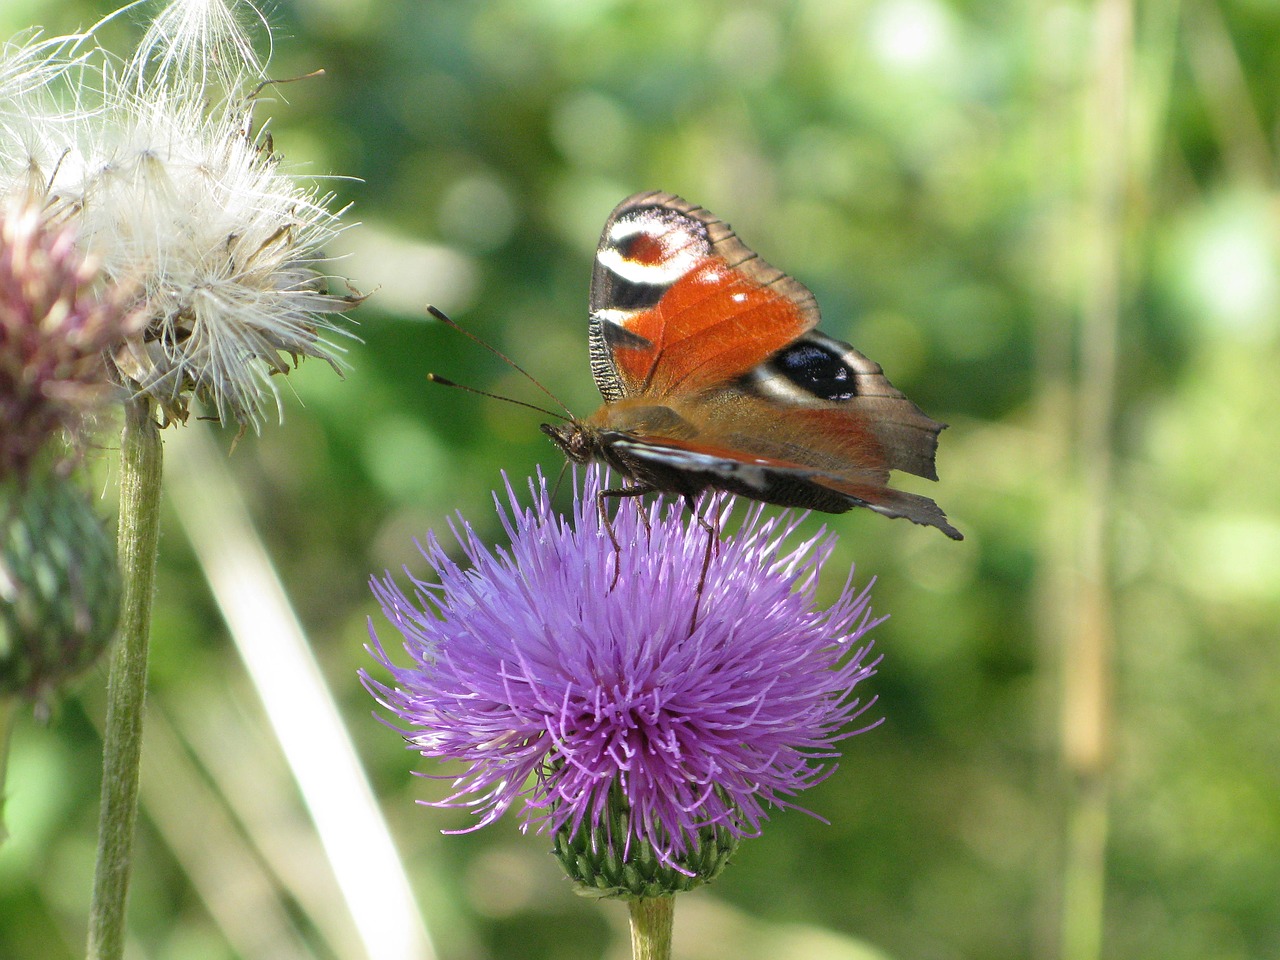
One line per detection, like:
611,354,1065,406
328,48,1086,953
609,429,961,538
739,330,944,481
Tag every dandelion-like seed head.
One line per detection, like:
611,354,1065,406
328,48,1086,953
0,29,85,122
366,468,884,893
0,0,360,431
0,29,96,206
86,91,357,428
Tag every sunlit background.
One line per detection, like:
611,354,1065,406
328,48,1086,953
2,0,1279,958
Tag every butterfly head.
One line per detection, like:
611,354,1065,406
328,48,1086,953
540,420,600,465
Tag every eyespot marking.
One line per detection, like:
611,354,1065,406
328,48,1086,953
770,341,857,401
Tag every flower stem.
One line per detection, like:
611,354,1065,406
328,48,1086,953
0,696,17,846
1058,0,1131,957
87,397,163,960
628,897,674,960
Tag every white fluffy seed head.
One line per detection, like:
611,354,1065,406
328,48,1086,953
127,0,267,97
71,90,357,428
0,0,359,430
0,30,96,205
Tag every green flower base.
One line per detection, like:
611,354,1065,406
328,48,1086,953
552,784,740,899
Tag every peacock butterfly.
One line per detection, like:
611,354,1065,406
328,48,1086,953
540,190,963,540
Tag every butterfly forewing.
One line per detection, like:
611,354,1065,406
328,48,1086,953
589,192,820,399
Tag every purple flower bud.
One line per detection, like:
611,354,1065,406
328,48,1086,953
0,201,136,481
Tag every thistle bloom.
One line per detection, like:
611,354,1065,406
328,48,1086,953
365,468,884,884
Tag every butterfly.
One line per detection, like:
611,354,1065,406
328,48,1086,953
540,190,962,541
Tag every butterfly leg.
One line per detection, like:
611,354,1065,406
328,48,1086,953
598,485,653,590
684,494,719,634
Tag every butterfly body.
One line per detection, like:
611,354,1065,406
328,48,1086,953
543,191,962,540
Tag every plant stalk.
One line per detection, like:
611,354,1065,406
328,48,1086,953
628,897,674,960
0,696,17,846
1059,0,1132,956
87,397,163,960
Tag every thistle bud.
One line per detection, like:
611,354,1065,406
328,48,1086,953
0,468,121,703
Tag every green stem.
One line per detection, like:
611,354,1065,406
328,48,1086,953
628,897,674,960
1058,0,1131,956
1062,773,1110,960
0,696,17,846
87,397,163,960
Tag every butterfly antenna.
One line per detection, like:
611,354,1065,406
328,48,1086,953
427,305,574,418
427,374,567,421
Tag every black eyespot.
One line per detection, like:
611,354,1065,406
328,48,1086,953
771,342,856,401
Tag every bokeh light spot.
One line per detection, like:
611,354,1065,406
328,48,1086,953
438,173,518,252
867,0,954,72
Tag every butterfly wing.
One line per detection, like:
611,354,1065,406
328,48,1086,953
584,191,960,538
608,433,962,539
591,392,963,539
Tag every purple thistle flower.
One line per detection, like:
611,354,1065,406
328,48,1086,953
364,467,884,878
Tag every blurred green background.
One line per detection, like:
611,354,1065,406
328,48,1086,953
3,0,1279,958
